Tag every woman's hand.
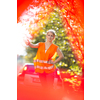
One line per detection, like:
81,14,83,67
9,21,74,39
48,59,55,64
25,39,30,45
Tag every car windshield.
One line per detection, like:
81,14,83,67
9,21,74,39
25,64,35,73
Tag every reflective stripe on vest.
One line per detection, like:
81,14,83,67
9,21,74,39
34,65,54,70
34,59,48,63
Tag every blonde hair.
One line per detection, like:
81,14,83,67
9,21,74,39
46,29,56,36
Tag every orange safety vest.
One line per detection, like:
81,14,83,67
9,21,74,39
33,42,58,73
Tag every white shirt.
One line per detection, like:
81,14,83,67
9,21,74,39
45,50,47,53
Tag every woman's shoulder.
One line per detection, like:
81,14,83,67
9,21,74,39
39,42,45,44
52,43,58,48
38,42,45,46
38,42,44,43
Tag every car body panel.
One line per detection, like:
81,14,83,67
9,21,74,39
17,63,63,89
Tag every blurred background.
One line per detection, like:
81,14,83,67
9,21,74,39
17,0,84,100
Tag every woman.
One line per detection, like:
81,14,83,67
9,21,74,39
25,29,64,90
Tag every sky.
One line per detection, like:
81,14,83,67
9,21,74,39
17,5,41,56
17,23,27,56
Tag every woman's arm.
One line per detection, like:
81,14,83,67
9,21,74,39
49,48,64,64
54,48,64,64
25,39,39,48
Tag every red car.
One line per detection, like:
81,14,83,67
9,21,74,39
17,63,63,89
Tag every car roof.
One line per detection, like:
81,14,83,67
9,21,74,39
24,63,34,66
23,63,59,70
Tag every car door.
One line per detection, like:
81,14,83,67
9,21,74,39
24,65,41,87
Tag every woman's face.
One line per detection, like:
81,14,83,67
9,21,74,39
46,32,55,42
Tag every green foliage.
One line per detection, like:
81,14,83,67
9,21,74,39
25,7,81,74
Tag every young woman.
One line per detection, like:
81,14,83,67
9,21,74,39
25,29,64,90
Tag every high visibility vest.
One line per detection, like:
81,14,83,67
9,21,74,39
33,42,58,73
